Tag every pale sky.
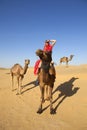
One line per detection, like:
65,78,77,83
0,0,87,68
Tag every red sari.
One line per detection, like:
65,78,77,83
34,59,41,75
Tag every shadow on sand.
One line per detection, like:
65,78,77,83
21,80,38,94
42,77,80,113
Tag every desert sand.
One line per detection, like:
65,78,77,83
0,64,87,130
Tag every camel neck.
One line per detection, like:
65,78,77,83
69,56,72,61
23,64,28,74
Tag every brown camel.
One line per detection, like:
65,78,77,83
10,59,30,95
60,55,74,67
36,49,56,114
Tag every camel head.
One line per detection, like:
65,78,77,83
68,55,74,62
36,49,43,56
36,49,47,59
70,55,74,59
20,59,30,75
25,59,30,65
36,49,52,62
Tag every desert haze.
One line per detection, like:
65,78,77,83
0,65,87,130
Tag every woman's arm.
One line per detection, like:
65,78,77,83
50,40,56,47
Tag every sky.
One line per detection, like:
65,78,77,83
0,0,87,68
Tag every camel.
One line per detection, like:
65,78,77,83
60,55,74,67
36,49,56,114
10,59,30,95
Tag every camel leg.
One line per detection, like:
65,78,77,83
19,77,22,94
66,62,68,67
49,87,53,113
49,85,55,114
37,85,45,114
17,76,23,95
12,75,14,91
59,62,61,66
16,76,20,95
46,85,50,100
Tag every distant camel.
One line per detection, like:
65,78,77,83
10,59,30,95
36,49,56,114
60,55,74,67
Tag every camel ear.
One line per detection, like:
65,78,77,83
25,59,27,62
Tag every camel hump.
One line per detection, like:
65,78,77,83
11,64,23,73
61,56,68,60
12,64,22,69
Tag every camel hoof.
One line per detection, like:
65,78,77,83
50,108,56,114
37,108,43,114
16,93,19,95
46,97,50,101
16,93,21,95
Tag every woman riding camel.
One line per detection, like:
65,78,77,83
34,39,56,85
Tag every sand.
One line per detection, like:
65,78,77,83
0,65,87,130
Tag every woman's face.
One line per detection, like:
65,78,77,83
45,42,49,46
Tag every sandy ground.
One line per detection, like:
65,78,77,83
0,65,87,130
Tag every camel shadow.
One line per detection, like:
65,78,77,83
42,77,80,113
21,80,38,94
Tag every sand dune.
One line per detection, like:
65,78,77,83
0,65,87,130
